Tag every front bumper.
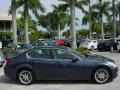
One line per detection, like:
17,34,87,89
111,67,118,79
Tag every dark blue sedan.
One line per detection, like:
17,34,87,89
4,46,118,85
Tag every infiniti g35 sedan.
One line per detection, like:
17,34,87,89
4,46,118,85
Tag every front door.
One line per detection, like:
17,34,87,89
52,49,86,80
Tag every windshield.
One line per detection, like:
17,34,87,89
83,40,91,44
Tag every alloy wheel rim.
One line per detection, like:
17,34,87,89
19,71,32,84
95,69,109,83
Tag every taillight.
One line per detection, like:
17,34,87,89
5,59,11,65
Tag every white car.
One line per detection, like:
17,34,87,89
0,53,5,66
80,40,98,50
117,42,120,52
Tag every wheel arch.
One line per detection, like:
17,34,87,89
91,65,113,80
16,65,35,80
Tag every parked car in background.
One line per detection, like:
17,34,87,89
56,39,70,47
0,53,5,66
2,43,33,58
56,38,87,48
80,40,98,50
117,39,120,52
77,38,88,47
4,46,118,85
32,40,56,47
97,40,118,51
2,39,13,47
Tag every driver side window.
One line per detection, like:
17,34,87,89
53,49,74,59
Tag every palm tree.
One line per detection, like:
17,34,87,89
82,5,98,39
112,0,117,41
38,13,54,37
52,5,69,39
116,1,120,36
11,0,17,45
92,0,110,40
59,0,88,49
88,0,92,39
16,0,45,43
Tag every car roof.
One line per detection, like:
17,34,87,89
33,46,67,49
25,46,71,52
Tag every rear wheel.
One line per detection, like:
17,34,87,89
18,70,34,85
93,67,111,84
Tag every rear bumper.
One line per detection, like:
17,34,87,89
4,66,16,80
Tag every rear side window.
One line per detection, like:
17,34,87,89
26,49,50,59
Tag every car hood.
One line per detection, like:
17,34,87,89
85,55,115,63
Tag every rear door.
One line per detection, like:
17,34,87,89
26,48,59,80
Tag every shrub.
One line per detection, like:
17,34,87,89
76,47,91,56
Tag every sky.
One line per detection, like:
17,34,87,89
0,0,114,31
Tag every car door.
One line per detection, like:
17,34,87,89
26,48,60,80
52,49,87,80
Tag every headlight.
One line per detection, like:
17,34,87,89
106,62,117,67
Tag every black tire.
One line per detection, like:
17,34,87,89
98,49,102,52
92,67,111,84
118,50,120,53
17,69,34,85
91,46,94,51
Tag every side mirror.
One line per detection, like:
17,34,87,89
72,57,78,63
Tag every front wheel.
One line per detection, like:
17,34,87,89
18,70,34,85
93,67,111,84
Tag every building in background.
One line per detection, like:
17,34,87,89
0,13,12,32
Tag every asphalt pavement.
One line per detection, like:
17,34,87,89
0,51,119,90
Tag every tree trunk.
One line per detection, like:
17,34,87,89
24,0,29,44
11,0,17,45
70,0,77,49
101,15,104,40
89,0,92,40
112,0,116,41
58,24,61,40
118,12,120,35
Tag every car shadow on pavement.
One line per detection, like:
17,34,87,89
34,80,96,85
0,75,20,85
0,75,96,85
